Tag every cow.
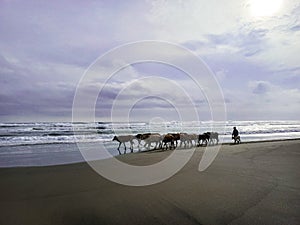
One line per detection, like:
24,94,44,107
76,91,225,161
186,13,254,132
179,133,189,148
206,132,219,145
112,135,136,154
143,133,162,150
198,133,210,146
135,133,161,150
162,134,176,150
135,133,152,148
167,133,180,148
180,133,198,148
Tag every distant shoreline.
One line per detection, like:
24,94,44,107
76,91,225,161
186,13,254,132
1,138,300,169
1,136,300,148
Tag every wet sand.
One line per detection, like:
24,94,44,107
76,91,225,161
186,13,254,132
0,139,300,225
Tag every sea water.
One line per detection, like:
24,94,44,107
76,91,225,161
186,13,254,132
0,120,299,167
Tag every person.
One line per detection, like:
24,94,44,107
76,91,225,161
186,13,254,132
232,127,240,144
232,127,239,138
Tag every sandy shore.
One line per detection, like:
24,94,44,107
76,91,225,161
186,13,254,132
0,139,300,225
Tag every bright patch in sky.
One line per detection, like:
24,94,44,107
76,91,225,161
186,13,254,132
249,0,283,17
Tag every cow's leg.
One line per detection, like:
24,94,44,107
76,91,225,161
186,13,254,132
171,141,174,149
137,140,141,148
144,140,149,149
144,141,149,149
157,141,161,149
159,141,162,149
123,143,127,154
163,142,167,150
156,141,160,149
118,142,121,150
130,140,134,153
117,142,122,155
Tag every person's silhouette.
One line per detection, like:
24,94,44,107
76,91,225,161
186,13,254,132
232,127,240,143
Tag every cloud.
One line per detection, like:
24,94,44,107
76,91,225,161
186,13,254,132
0,0,300,121
290,25,300,31
205,28,268,57
250,81,271,94
224,80,300,120
147,0,246,41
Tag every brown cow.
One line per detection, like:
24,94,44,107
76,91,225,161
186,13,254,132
167,133,180,148
198,133,210,146
162,134,176,150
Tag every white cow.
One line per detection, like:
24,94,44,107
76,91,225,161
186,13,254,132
143,134,162,150
112,135,136,154
180,133,198,148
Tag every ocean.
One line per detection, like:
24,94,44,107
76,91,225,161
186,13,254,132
0,120,300,167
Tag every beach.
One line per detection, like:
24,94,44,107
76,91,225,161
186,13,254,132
0,139,300,225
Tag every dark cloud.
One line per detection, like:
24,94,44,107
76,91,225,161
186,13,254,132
290,25,300,32
0,83,75,117
0,52,77,120
252,82,270,95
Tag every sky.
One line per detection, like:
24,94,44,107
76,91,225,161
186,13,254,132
0,0,300,122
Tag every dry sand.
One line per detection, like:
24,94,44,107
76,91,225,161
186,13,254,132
0,139,300,225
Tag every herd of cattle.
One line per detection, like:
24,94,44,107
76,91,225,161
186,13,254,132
112,132,219,155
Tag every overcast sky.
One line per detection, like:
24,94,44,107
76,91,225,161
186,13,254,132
1,0,300,122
